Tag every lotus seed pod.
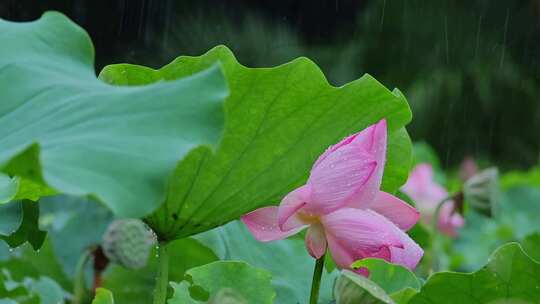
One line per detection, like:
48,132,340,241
209,288,247,304
102,219,156,270
464,167,499,216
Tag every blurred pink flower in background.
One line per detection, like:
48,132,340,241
459,156,479,182
401,164,464,237
241,120,423,275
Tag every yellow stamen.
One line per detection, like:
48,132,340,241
297,212,320,224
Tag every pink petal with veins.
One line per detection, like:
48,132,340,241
364,191,420,231
322,208,423,272
306,144,376,215
241,206,305,242
321,208,403,268
277,185,311,231
305,223,327,259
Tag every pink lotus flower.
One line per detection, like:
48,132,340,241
401,164,465,237
241,120,423,274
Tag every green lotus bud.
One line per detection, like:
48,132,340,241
102,219,156,270
208,288,247,304
463,167,499,216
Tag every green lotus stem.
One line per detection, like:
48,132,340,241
432,197,451,232
153,243,169,304
430,196,452,273
72,249,92,304
309,251,326,304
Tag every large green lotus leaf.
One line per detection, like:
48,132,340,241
0,12,227,217
100,45,412,239
168,261,275,304
409,243,540,304
522,233,540,262
195,220,338,304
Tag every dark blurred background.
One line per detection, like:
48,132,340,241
2,0,539,169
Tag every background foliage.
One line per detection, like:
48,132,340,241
2,0,539,168
0,2,540,304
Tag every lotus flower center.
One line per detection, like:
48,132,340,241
297,212,320,224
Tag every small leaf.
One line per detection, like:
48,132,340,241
390,287,418,304
0,174,18,204
0,200,46,250
169,261,275,304
334,270,395,304
14,178,57,202
351,258,421,295
409,243,540,304
169,282,202,304
92,288,115,304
